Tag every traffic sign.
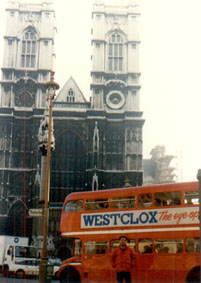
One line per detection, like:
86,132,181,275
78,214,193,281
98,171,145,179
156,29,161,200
29,208,42,217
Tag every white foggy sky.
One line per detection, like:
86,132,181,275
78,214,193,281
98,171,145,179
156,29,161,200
0,0,201,182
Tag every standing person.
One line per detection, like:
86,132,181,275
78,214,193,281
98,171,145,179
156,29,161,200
111,236,135,283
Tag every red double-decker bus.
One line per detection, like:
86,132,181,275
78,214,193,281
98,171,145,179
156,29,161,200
57,182,200,283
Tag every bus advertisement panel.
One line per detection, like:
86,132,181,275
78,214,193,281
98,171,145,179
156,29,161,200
81,207,198,228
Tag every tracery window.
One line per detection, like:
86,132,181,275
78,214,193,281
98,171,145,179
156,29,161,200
67,89,75,102
108,32,124,72
21,28,37,68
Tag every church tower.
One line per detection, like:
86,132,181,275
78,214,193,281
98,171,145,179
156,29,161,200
1,0,55,108
88,0,144,187
0,0,55,237
91,0,140,112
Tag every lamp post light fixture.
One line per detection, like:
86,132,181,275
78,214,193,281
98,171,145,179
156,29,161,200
38,72,59,282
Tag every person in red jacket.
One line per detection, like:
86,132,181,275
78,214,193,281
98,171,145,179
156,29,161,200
111,236,135,283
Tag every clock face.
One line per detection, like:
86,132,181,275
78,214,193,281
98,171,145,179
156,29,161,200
106,91,125,109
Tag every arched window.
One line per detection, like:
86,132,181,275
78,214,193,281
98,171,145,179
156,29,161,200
67,88,75,102
108,32,124,72
21,28,37,68
7,200,28,236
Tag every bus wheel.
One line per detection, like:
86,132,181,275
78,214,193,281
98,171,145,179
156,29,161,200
60,267,81,283
186,266,200,283
16,269,25,279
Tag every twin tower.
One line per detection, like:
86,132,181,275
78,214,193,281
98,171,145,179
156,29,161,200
0,0,144,238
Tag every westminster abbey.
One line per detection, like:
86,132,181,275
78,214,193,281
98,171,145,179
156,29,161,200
0,0,144,250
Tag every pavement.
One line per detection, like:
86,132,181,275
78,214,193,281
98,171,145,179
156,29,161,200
0,276,59,283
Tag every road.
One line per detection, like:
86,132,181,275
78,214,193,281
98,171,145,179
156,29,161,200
0,276,59,283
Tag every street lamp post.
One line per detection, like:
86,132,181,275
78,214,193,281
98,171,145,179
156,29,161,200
38,72,59,282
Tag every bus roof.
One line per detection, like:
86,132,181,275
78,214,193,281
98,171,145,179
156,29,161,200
64,181,198,202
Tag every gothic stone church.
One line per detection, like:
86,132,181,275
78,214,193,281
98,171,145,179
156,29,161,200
0,0,144,246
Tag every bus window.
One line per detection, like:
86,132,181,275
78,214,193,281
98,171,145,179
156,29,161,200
155,192,181,207
184,191,199,205
64,200,83,212
74,239,82,256
138,194,152,208
138,239,153,253
110,197,135,209
155,239,183,254
111,240,119,251
185,238,200,253
96,241,108,254
84,241,108,255
85,199,108,210
128,240,136,250
111,239,136,251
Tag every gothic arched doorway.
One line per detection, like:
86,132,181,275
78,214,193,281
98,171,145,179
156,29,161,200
51,129,87,201
7,200,29,237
